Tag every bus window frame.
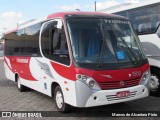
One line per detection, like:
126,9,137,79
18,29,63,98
114,3,160,35
39,18,72,67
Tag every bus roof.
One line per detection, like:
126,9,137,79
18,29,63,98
47,11,124,18
5,12,126,34
99,0,160,13
5,17,47,34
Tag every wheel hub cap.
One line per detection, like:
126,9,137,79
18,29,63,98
56,91,63,109
150,75,159,91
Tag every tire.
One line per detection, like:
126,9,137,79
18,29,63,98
54,86,71,112
17,76,27,92
150,69,160,96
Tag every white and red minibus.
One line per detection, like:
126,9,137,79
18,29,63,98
4,12,150,112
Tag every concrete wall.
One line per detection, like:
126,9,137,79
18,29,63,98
0,44,3,56
0,51,3,56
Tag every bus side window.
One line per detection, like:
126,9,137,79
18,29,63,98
41,19,70,65
138,23,151,33
52,25,70,65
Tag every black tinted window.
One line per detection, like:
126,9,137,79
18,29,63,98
14,29,25,55
5,33,14,55
41,19,70,65
25,23,41,56
5,23,41,56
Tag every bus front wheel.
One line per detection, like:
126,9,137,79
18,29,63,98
54,86,71,112
150,69,160,96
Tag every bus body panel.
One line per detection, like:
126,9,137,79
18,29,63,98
4,57,15,81
4,56,78,106
139,34,160,56
4,55,150,108
148,58,160,70
92,64,149,83
138,34,160,70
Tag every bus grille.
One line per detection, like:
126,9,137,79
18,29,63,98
99,78,140,90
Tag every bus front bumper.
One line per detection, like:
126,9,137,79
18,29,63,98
85,85,149,107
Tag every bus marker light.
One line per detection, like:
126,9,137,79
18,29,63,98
66,88,69,91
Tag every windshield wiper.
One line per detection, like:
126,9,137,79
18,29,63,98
118,36,139,65
97,22,106,67
110,24,139,66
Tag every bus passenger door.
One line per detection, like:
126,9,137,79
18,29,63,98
38,19,71,95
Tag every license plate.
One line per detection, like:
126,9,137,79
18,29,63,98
116,91,130,98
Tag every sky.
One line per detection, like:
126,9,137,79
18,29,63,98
0,0,145,37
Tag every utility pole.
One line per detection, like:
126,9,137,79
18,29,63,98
95,1,97,12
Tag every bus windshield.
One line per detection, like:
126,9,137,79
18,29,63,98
67,18,146,64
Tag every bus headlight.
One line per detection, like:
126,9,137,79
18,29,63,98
82,76,87,81
88,80,95,88
76,74,101,90
140,69,150,85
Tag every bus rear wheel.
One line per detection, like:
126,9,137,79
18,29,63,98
150,69,160,96
17,77,27,92
54,86,71,112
